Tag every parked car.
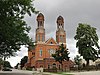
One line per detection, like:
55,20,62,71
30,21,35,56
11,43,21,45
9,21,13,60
2,67,12,71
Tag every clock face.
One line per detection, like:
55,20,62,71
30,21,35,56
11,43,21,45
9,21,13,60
48,49,55,55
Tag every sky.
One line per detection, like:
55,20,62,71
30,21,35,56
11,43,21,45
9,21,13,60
7,0,100,67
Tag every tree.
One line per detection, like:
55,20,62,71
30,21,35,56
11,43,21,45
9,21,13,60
0,0,38,59
74,23,100,66
74,55,82,69
0,58,3,65
20,56,28,69
15,63,19,69
3,61,12,68
0,58,12,68
52,44,70,71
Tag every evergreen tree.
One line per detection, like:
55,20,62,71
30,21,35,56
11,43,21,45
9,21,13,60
15,63,19,69
52,44,70,71
74,55,82,69
20,56,28,68
3,61,12,68
0,58,3,65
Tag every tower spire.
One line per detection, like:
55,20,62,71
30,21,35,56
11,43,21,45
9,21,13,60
37,13,44,28
56,16,66,46
57,16,64,30
36,13,45,43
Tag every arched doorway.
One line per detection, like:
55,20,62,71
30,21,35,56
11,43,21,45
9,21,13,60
52,63,56,68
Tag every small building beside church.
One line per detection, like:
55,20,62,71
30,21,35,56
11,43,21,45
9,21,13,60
26,13,74,71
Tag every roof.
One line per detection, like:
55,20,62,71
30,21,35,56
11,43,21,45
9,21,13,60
57,15,63,20
45,37,57,44
37,13,44,18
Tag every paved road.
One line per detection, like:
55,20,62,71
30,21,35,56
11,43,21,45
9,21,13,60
0,69,49,75
1,69,100,75
0,73,32,75
0,69,33,75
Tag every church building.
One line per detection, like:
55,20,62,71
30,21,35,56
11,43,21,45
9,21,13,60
27,13,74,71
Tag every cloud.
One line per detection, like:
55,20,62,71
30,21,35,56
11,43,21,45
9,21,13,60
99,38,100,45
7,56,21,67
7,46,28,67
67,38,78,59
33,0,100,39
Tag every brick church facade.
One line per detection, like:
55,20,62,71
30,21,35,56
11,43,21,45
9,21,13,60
27,13,74,70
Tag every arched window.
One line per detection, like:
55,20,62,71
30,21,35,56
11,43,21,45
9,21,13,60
40,21,42,26
38,35,40,41
48,64,50,69
38,21,39,27
59,65,61,69
40,49,42,57
42,35,44,41
60,35,62,42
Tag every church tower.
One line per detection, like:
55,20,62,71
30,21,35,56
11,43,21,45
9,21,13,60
36,13,45,43
56,16,66,46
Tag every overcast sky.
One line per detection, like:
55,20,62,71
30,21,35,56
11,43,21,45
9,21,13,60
7,0,100,67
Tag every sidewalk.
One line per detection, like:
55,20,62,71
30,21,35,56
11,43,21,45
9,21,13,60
42,70,100,75
42,72,74,75
43,72,59,75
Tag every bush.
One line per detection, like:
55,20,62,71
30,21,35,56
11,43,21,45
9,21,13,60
82,65,96,71
44,68,57,72
26,67,32,71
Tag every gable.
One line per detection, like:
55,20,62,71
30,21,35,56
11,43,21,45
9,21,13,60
45,38,57,44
